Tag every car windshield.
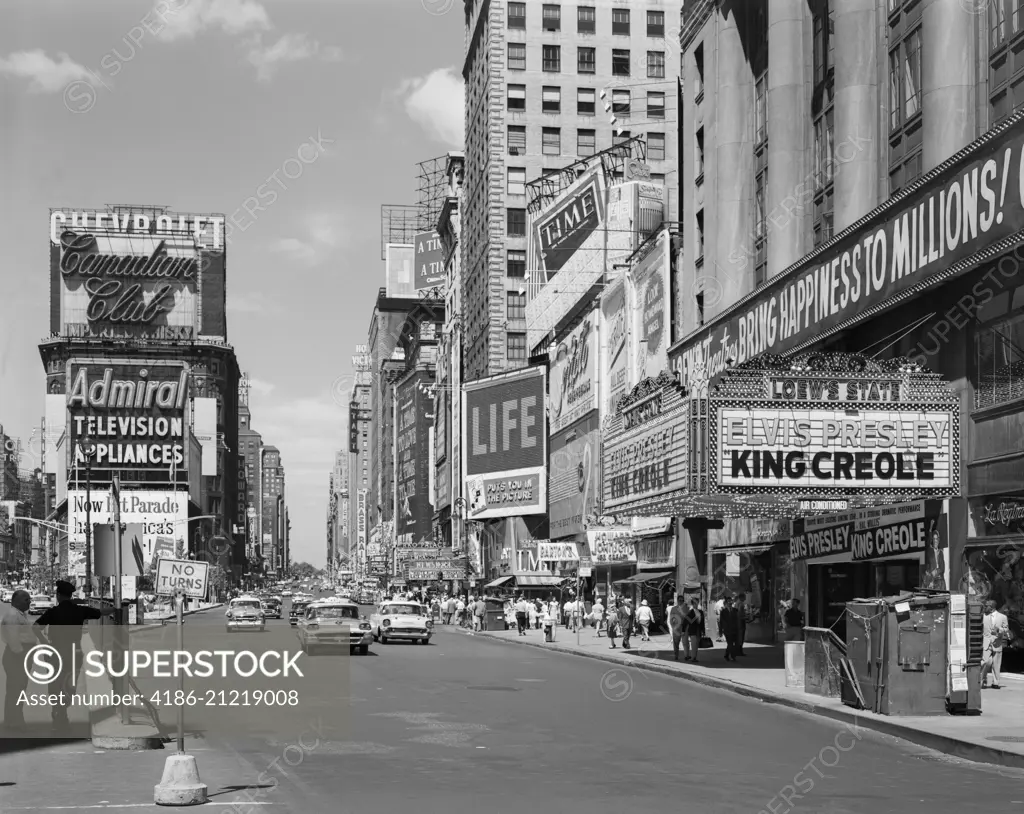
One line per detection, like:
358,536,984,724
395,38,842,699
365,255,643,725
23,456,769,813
32,596,49,602
387,604,424,616
312,606,358,619
233,601,260,609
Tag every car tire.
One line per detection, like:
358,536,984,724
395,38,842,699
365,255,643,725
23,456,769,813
381,632,388,644
421,638,429,645
359,645,368,655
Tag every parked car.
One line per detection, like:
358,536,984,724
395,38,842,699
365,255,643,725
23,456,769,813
296,600,372,655
369,601,433,645
225,596,265,632
29,595,55,615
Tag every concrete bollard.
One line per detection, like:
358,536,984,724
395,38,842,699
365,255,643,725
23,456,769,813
154,753,208,806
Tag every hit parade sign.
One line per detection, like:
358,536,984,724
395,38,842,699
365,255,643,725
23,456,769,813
708,353,960,500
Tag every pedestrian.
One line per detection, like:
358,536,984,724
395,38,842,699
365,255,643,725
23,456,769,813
528,600,538,630
455,596,466,628
664,594,677,635
784,598,805,642
618,598,634,650
669,595,686,661
636,599,653,641
735,593,748,656
542,605,555,642
515,595,530,635
473,595,486,632
570,597,582,632
548,597,559,629
606,597,620,649
591,595,605,638
683,598,703,663
713,596,725,641
981,599,1010,689
34,580,116,729
0,590,33,730
720,596,739,662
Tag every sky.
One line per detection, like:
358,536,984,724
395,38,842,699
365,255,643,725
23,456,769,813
0,0,465,568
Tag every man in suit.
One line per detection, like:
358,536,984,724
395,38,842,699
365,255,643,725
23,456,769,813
735,593,748,656
719,595,740,662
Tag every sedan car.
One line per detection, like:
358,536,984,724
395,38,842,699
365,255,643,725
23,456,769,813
370,601,433,644
29,595,55,615
261,598,282,619
225,596,265,632
289,599,312,626
296,600,372,655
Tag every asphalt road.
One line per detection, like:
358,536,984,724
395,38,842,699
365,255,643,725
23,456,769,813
169,600,1024,814
5,598,1023,813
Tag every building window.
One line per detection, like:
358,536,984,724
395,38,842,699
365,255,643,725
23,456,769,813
612,49,631,76
578,46,596,73
754,166,768,286
813,0,835,248
989,0,1024,124
694,42,705,99
507,333,528,362
695,209,705,261
508,1,525,28
651,172,665,183
612,88,630,115
577,128,596,156
647,51,665,78
508,125,526,156
507,208,526,237
507,249,526,277
612,8,630,35
974,283,1024,409
542,4,560,31
507,167,526,196
578,5,595,33
543,45,561,72
507,84,526,111
647,91,665,119
754,73,768,147
507,291,527,320
647,132,665,161
508,42,526,71
695,127,705,178
542,127,561,155
888,3,923,194
542,86,561,113
578,87,596,115
614,130,631,145
647,10,665,36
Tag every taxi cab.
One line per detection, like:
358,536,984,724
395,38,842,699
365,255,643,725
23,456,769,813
289,598,313,626
296,599,372,655
370,600,433,645
225,596,265,632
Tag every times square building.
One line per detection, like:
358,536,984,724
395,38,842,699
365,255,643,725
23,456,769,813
39,206,244,593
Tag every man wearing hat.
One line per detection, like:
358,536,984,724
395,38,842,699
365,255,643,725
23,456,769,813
34,580,115,729
616,597,635,650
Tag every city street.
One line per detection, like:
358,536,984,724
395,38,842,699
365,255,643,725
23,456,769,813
2,605,1023,813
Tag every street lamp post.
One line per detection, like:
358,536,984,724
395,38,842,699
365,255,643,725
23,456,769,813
79,436,97,597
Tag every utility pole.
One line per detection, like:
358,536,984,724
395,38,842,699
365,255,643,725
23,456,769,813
80,437,96,597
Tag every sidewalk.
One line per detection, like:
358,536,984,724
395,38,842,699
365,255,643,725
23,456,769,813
134,601,224,632
471,625,1024,770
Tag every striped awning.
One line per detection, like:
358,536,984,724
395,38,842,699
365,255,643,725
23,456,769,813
514,574,566,587
613,571,675,585
484,576,514,589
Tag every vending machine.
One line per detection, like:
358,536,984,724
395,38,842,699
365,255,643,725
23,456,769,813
946,592,983,714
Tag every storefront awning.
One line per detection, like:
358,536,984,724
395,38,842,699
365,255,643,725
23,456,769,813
514,574,566,587
484,576,514,589
709,544,776,556
613,571,675,585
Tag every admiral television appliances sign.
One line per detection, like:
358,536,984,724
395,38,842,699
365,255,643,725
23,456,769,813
66,362,189,480
462,367,547,519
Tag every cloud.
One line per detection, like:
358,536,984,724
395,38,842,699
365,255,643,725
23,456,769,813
247,34,342,82
153,0,341,80
270,237,317,264
269,212,346,266
0,50,90,93
153,0,271,41
398,67,465,147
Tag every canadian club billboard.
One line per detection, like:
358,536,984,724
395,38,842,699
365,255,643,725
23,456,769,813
66,361,190,486
708,353,960,501
49,208,227,340
462,366,547,519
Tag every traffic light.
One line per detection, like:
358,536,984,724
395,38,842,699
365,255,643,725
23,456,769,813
437,571,444,582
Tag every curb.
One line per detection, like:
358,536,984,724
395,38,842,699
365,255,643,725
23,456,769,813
131,603,224,633
474,631,1024,771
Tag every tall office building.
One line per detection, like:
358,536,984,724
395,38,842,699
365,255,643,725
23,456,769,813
461,0,680,381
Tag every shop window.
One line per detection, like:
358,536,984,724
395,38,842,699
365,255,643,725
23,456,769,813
975,306,1024,410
